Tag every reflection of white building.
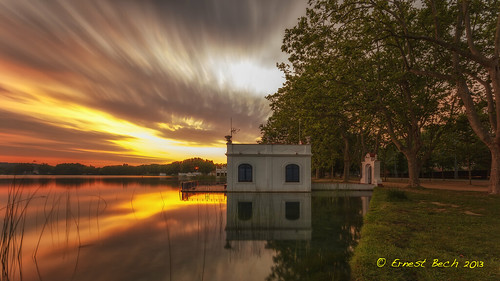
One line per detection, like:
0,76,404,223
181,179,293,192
226,193,311,241
226,144,312,192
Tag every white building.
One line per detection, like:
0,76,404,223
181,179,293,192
360,153,382,185
226,144,312,192
178,172,202,177
215,167,227,177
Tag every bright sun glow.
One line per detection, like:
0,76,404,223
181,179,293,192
211,58,285,96
1,77,227,164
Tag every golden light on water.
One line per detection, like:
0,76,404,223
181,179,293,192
112,190,226,221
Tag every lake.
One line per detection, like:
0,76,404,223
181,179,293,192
0,176,370,281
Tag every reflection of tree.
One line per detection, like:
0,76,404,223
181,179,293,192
266,196,364,281
55,177,96,188
100,177,179,187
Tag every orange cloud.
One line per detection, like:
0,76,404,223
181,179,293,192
0,0,307,165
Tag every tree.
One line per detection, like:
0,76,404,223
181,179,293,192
261,5,380,182
432,114,491,182
53,163,92,175
179,158,215,174
371,0,500,193
263,0,453,187
12,163,34,175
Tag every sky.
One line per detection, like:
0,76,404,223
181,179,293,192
0,0,307,166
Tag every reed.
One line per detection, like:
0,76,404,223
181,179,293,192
0,178,38,281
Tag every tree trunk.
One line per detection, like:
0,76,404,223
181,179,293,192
405,152,420,188
394,156,398,178
342,136,350,182
467,156,472,185
454,155,458,179
383,156,387,181
488,146,500,194
487,65,500,194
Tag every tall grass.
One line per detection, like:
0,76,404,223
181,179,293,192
0,179,38,281
0,178,87,281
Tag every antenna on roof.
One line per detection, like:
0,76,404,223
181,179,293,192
230,117,239,137
225,117,239,144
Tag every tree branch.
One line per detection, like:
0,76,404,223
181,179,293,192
383,108,407,153
465,71,497,132
429,0,441,39
451,1,492,145
409,68,453,81
462,0,489,62
495,8,500,58
456,79,493,145
403,33,493,67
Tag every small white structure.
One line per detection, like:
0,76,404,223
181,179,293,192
178,172,202,177
226,144,312,192
360,153,382,185
215,167,227,177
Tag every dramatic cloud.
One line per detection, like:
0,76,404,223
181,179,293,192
0,0,306,165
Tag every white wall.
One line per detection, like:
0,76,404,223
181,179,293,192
226,144,312,192
359,153,382,185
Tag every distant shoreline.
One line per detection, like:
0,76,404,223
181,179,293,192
0,175,177,179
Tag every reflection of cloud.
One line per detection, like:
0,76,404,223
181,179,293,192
0,0,306,164
17,184,265,281
31,202,271,281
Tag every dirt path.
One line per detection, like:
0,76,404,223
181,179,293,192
313,178,490,192
381,178,490,192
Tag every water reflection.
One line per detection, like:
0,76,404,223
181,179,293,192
0,177,370,281
0,176,180,189
226,193,312,241
226,191,368,281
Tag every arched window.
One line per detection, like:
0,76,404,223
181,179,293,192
238,201,252,220
285,164,300,182
285,202,300,220
238,164,253,182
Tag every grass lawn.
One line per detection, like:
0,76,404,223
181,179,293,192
350,187,500,281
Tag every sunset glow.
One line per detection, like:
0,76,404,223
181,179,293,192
114,190,226,221
0,1,306,166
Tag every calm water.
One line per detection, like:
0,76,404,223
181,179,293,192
0,176,370,281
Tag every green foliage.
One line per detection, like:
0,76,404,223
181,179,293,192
99,164,139,175
262,0,461,185
53,163,97,175
429,114,491,174
12,163,35,174
179,158,215,174
37,163,54,174
0,158,218,175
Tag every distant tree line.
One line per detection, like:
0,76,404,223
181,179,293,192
0,158,219,175
261,0,499,193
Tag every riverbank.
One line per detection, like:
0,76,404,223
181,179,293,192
350,187,500,281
